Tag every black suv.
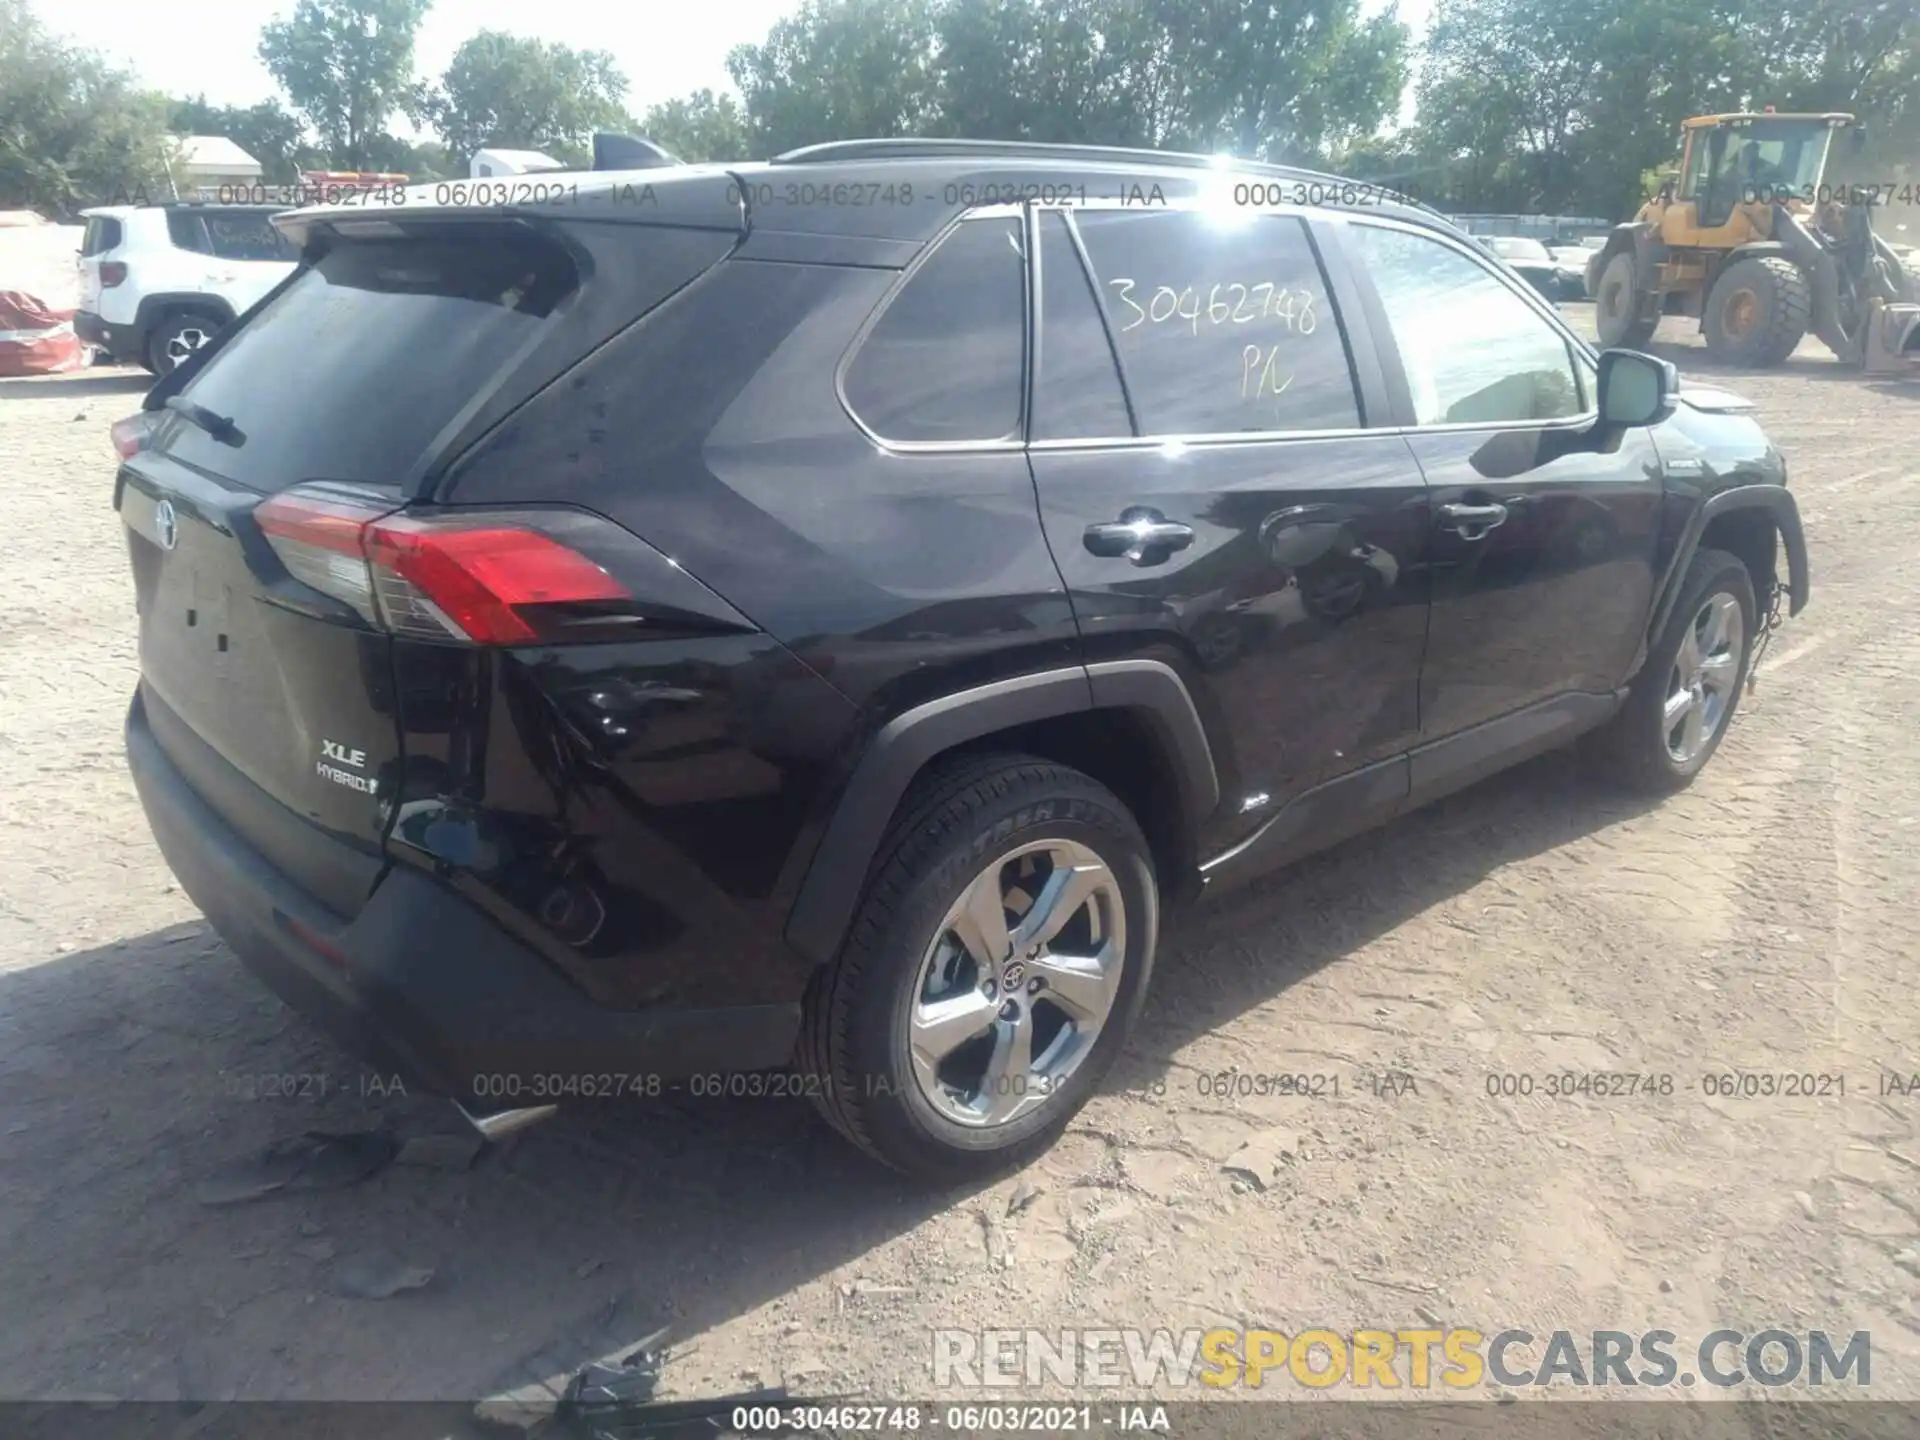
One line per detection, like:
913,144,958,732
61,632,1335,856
116,139,1810,1179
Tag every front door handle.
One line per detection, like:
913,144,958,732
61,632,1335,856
1437,501,1509,539
1084,507,1195,565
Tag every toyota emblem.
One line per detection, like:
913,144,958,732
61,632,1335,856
154,498,177,551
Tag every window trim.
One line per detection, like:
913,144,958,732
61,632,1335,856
1328,210,1602,436
834,202,1032,454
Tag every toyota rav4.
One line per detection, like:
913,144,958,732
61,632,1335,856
114,139,1810,1179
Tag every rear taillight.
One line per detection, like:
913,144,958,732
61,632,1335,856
110,412,157,459
99,261,128,287
255,486,634,645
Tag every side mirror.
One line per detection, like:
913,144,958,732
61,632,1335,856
1849,126,1869,154
1596,348,1678,428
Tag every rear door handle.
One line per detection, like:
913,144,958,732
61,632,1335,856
1084,508,1195,565
1437,501,1509,539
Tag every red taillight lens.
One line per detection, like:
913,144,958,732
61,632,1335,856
365,519,627,643
99,261,128,287
255,487,632,645
110,412,156,458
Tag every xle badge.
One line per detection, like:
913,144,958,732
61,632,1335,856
317,740,377,794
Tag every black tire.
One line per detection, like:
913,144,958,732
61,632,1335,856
798,753,1158,1180
147,311,223,375
1585,548,1756,794
1594,251,1657,348
1702,256,1810,367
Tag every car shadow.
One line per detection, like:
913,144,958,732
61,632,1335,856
0,369,149,400
0,746,1657,1410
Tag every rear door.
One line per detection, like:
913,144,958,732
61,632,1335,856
200,207,301,310
118,214,737,913
1024,202,1432,844
164,208,298,311
1335,216,1664,740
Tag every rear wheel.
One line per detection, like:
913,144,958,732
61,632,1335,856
1595,251,1657,347
1585,548,1755,794
148,312,223,375
798,754,1158,1180
1703,256,1810,367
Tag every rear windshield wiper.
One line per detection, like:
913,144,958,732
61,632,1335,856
164,395,245,446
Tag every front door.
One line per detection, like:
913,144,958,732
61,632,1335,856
1023,204,1433,840
1336,218,1664,740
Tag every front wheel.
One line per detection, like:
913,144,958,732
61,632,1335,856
1585,548,1755,793
1703,256,1810,367
1595,251,1657,348
798,754,1158,1180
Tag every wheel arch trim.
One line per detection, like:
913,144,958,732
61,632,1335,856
784,660,1220,966
1644,484,1810,656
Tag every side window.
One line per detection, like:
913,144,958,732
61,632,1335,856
1351,224,1583,426
1073,210,1361,436
82,217,123,255
843,215,1025,444
167,211,213,255
1035,211,1131,441
205,210,296,261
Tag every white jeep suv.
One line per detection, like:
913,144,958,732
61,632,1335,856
76,203,298,374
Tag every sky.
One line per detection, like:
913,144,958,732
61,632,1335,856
33,0,1432,131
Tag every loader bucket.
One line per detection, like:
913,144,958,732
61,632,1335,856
1862,301,1920,376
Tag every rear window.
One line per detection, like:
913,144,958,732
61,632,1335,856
82,217,123,255
164,230,577,489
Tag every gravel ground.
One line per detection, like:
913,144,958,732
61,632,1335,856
1,318,1917,1413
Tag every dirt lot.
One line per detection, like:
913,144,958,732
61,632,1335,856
2,316,1918,1414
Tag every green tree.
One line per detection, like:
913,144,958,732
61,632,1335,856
258,0,431,169
635,90,753,162
169,96,314,184
0,0,172,211
727,0,942,156
426,31,629,167
933,0,1139,145
1409,0,1920,219
729,0,1408,165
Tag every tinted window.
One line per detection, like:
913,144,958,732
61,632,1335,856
205,210,298,261
167,211,213,254
843,216,1025,443
162,230,576,490
1074,210,1360,435
82,217,124,255
1352,224,1583,426
1035,211,1130,440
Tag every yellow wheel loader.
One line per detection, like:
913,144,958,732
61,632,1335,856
1586,111,1920,373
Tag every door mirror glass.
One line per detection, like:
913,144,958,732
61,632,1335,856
1596,348,1677,428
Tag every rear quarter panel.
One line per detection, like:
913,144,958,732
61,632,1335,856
426,255,1079,1007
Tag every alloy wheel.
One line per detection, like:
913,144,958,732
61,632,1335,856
1664,593,1743,765
164,327,213,370
908,838,1125,1128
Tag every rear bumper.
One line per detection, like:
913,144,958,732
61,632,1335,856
125,692,801,1102
75,310,120,355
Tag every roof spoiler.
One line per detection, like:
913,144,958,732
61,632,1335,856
592,134,680,171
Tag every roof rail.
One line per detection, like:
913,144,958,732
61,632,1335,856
770,137,1439,214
